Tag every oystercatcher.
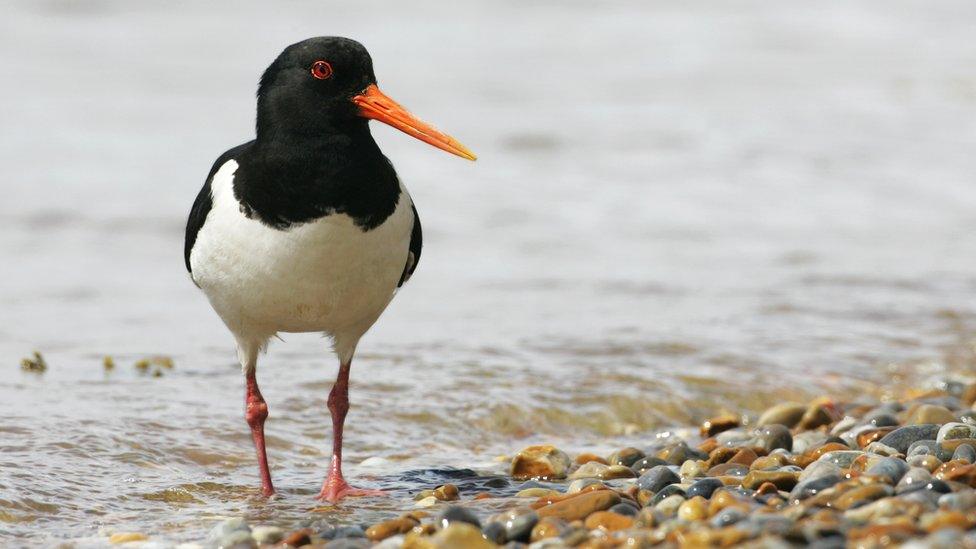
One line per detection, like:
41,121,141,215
183,37,475,501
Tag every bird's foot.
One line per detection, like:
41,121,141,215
315,476,384,502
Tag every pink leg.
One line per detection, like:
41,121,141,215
316,361,383,502
245,372,275,497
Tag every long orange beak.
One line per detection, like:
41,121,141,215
352,84,477,161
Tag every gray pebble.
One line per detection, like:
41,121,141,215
895,467,933,494
866,456,910,484
710,507,747,528
334,526,366,538
877,424,941,453
482,522,507,545
500,509,538,542
636,465,680,493
752,424,792,452
954,443,976,463
438,505,481,529
685,478,724,499
790,474,842,501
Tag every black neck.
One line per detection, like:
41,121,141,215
233,120,402,231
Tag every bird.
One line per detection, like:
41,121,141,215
183,37,475,502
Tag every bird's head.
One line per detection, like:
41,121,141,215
256,36,475,161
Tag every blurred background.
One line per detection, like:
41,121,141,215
2,0,976,542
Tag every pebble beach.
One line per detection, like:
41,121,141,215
128,378,976,548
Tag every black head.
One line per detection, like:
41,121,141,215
256,37,376,138
254,36,476,160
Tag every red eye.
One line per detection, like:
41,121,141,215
311,60,333,80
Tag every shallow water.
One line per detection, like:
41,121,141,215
3,0,976,544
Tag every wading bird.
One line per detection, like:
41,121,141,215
184,37,475,501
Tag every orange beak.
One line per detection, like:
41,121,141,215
352,84,477,161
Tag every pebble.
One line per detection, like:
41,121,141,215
583,510,634,531
187,382,976,548
937,422,976,442
436,505,480,529
685,477,724,499
752,424,793,452
511,445,572,480
630,456,668,474
953,443,976,463
906,404,956,425
250,526,283,545
757,403,807,428
496,509,538,542
535,490,620,521
606,447,644,467
677,496,708,521
877,425,941,453
866,456,910,484
636,465,680,493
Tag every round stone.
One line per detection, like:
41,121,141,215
757,403,806,428
437,505,481,529
685,478,724,499
753,424,793,453
636,465,681,493
511,445,572,480
877,425,941,453
938,422,976,443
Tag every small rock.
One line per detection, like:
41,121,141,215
608,502,639,516
636,465,681,493
907,404,956,426
606,447,644,467
701,414,740,437
711,507,747,528
752,424,793,453
877,425,941,453
366,518,417,542
741,470,799,491
866,456,910,484
685,477,724,499
895,467,933,494
654,494,685,516
677,496,708,521
535,490,620,521
757,403,806,428
437,505,480,529
433,483,459,501
583,510,634,531
282,529,313,547
498,509,538,542
207,518,251,548
481,522,506,545
511,445,572,480
250,526,284,545
953,443,976,464
425,523,494,549
937,422,976,443
630,456,669,474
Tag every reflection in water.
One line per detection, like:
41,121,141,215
2,0,976,543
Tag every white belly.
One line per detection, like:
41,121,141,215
189,160,413,343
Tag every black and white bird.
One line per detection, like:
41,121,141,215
183,37,475,502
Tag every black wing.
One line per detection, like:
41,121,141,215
184,141,254,276
398,202,422,287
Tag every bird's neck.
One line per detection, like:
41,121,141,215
235,121,402,231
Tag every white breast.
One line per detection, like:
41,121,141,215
189,160,414,349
